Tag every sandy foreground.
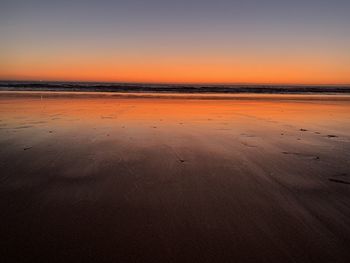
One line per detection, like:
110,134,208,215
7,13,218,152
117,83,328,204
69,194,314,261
0,92,350,262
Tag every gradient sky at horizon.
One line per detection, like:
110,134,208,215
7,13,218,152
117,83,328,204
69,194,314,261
1,0,350,84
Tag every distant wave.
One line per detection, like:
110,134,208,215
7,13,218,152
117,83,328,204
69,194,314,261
1,81,350,94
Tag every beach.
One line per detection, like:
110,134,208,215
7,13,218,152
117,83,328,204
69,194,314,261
1,92,350,262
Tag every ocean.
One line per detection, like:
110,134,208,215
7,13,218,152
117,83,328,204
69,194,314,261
1,81,350,94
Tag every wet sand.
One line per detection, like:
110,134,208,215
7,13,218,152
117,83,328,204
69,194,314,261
1,92,350,262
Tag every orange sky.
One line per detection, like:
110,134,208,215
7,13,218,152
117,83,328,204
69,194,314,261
1,0,350,84
1,53,349,84
2,42,349,84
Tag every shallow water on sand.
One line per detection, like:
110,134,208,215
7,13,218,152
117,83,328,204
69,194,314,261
1,92,350,262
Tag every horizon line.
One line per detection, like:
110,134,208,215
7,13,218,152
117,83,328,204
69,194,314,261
1,79,350,87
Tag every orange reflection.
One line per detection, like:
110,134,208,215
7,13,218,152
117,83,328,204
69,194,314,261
1,93,350,135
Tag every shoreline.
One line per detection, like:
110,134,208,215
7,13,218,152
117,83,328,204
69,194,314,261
2,90,350,101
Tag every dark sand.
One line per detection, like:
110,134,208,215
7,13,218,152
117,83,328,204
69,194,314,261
1,92,350,262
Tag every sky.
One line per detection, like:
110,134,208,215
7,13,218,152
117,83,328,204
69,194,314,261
1,0,350,84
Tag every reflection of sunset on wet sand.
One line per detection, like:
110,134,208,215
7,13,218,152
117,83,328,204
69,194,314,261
1,92,350,262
